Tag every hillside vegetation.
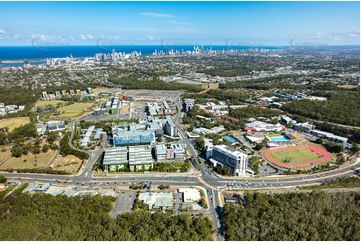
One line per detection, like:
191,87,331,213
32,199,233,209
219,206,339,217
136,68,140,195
0,193,214,241
224,191,360,241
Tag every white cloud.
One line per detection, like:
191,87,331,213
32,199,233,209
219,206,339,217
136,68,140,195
140,12,176,18
348,31,359,38
31,34,53,40
110,35,125,40
0,29,5,34
315,32,325,39
80,34,94,40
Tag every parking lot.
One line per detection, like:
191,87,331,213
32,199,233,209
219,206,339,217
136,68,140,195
110,190,137,218
173,192,183,214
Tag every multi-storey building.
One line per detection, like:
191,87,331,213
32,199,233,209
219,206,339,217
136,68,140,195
210,145,249,176
164,115,176,136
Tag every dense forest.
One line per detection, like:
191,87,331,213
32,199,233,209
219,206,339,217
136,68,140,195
184,89,251,105
108,74,203,93
0,193,214,240
281,92,360,127
230,105,283,122
223,191,360,241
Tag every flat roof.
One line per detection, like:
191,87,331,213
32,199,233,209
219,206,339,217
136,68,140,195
155,144,167,154
139,192,173,209
214,145,247,157
128,145,153,165
103,147,128,165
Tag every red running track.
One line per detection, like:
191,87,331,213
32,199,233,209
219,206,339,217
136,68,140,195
264,145,332,168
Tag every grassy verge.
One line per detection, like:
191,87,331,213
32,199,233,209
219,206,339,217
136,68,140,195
12,183,29,196
299,176,360,190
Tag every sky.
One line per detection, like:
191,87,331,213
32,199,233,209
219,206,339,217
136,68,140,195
0,1,359,46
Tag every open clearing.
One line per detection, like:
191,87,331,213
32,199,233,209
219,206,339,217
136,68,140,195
56,102,94,119
0,148,12,163
0,149,57,170
270,149,320,163
35,100,65,108
51,155,82,173
0,117,30,131
267,132,283,137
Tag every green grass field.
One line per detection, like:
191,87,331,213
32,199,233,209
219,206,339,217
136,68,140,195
0,117,30,131
56,102,94,119
0,149,56,170
35,100,65,108
51,155,82,174
267,133,282,137
0,148,12,163
269,148,321,163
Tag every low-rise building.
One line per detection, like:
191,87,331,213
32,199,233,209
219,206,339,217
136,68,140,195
245,121,284,132
23,182,51,193
128,145,154,171
155,144,167,160
94,128,105,140
293,122,315,133
112,125,155,146
103,147,128,172
146,123,164,137
138,192,173,210
46,120,66,132
80,125,95,147
155,143,185,161
311,130,348,143
178,188,201,203
279,115,293,126
170,143,185,160
36,123,46,135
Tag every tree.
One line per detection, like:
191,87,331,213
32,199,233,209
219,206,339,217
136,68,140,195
129,184,141,190
10,147,22,157
351,143,360,154
0,132,7,146
158,185,170,190
32,144,41,154
0,175,6,183
46,132,58,144
223,192,360,241
42,144,49,153
50,143,59,150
